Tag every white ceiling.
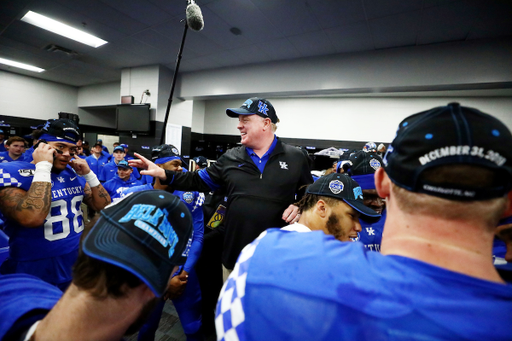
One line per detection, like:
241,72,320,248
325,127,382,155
1,0,511,88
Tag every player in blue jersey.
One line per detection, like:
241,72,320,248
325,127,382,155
216,103,512,341
121,143,134,160
0,136,27,163
0,190,194,341
132,144,205,341
0,129,6,152
103,160,143,202
0,118,111,290
342,150,387,251
22,126,44,163
85,142,110,179
100,145,140,182
282,173,379,239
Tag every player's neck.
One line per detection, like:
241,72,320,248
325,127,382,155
249,133,275,158
34,284,149,341
8,152,19,160
381,209,503,283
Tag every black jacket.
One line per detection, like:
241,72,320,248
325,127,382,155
163,138,313,268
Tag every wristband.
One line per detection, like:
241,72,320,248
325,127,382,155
83,171,100,188
33,161,52,183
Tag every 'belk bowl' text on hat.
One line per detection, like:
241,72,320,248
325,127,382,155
82,190,193,297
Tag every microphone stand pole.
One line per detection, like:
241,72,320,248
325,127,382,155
160,21,189,145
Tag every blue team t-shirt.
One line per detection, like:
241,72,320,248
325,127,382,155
216,229,512,341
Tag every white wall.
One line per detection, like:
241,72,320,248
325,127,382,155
121,66,160,120
0,70,77,120
191,100,205,133
78,81,120,107
205,97,512,143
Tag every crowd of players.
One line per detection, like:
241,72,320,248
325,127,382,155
0,98,511,341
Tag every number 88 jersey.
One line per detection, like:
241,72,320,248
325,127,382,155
0,162,87,286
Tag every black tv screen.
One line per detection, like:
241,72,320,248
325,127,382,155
116,104,150,133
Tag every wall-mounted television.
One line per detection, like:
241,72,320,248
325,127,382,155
116,104,150,133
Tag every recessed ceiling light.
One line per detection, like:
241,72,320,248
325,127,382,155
21,11,107,48
0,57,45,73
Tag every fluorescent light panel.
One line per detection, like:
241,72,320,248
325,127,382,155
21,11,107,48
0,57,45,73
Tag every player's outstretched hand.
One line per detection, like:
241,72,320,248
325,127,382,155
129,153,166,180
69,156,91,176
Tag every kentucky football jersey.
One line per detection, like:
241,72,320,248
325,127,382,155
0,161,86,288
352,209,386,252
216,229,512,341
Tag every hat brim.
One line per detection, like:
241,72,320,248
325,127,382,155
117,166,131,170
226,108,254,118
82,216,176,298
343,198,381,220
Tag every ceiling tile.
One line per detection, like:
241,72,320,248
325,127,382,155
99,0,173,26
363,0,423,19
287,30,336,57
417,0,486,45
205,0,283,42
250,0,320,36
325,20,374,53
306,0,366,29
369,10,421,49
467,1,512,40
255,37,302,61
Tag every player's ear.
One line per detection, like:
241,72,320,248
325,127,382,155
315,199,329,218
501,190,512,218
375,167,390,199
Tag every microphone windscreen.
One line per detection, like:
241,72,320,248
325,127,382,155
186,3,204,31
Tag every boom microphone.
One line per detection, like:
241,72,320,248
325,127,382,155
186,0,204,31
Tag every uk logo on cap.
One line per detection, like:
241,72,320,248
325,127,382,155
329,180,344,194
258,101,269,115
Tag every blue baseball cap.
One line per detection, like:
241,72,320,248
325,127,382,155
117,160,131,169
82,190,193,297
113,146,125,153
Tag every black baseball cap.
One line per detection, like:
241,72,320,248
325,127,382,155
41,118,81,143
193,156,208,168
348,150,383,175
384,102,512,201
117,160,131,169
306,173,380,219
82,190,193,297
345,151,383,190
226,98,279,124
